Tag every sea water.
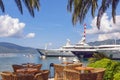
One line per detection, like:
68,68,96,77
0,53,88,79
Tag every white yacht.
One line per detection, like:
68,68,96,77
36,37,97,58
37,37,120,59
37,24,120,59
37,39,75,57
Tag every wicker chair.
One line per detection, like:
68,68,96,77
64,69,97,80
34,72,44,80
65,63,82,70
34,70,50,80
12,73,35,80
41,70,50,80
53,64,65,80
0,71,13,80
63,69,80,80
12,64,24,72
80,73,97,80
91,68,106,80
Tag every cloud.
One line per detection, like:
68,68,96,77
0,15,35,38
25,33,35,38
98,32,120,41
86,13,120,41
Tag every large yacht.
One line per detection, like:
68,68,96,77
37,24,120,59
36,39,75,57
37,38,120,59
36,37,97,58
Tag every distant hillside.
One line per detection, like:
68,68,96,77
88,39,120,46
0,42,37,53
0,39,120,53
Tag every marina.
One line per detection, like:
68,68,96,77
0,52,87,79
0,0,120,80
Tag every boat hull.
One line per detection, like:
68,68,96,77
37,48,120,60
36,49,75,57
71,51,97,58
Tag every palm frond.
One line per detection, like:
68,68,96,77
97,0,112,29
72,0,82,25
91,0,98,17
67,0,74,12
112,0,119,23
23,0,40,17
23,0,34,17
79,0,92,23
0,0,5,12
15,0,23,14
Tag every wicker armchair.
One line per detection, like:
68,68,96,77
53,64,65,80
91,68,106,80
63,69,80,80
64,69,97,80
12,64,24,72
80,73,97,80
41,70,50,80
12,73,35,80
0,71,13,80
34,70,50,80
34,72,43,80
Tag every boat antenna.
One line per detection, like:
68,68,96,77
83,23,86,43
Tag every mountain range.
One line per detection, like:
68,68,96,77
0,42,37,53
0,39,120,53
88,39,120,46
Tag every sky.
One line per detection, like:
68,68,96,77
0,0,120,49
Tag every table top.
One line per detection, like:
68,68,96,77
75,67,94,71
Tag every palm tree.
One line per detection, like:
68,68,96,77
0,0,40,17
67,0,119,29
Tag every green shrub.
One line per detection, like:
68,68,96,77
88,52,110,63
87,58,120,80
113,73,120,80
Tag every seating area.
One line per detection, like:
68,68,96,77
53,64,65,80
64,69,98,80
0,62,106,80
0,63,50,80
53,62,106,80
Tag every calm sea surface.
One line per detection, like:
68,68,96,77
0,53,88,79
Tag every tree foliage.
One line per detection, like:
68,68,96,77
88,52,110,63
67,0,120,29
0,0,40,17
88,58,120,80
0,0,119,29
